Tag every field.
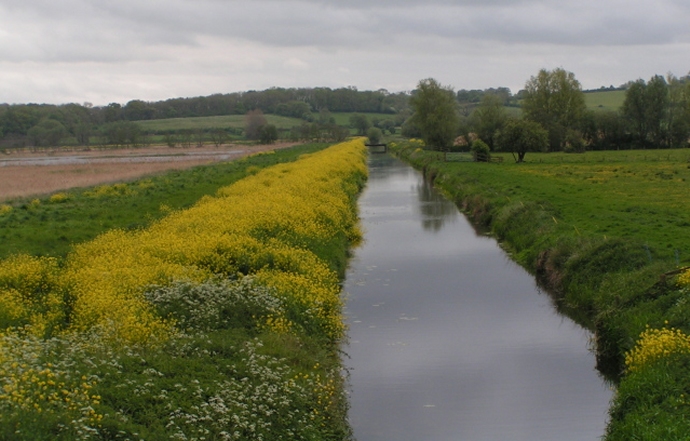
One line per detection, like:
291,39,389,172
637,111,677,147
0,143,325,259
134,114,304,132
0,143,296,201
393,141,690,439
584,90,626,111
0,140,368,440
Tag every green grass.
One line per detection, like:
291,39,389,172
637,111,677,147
474,151,690,263
0,143,331,259
135,114,305,132
584,90,626,111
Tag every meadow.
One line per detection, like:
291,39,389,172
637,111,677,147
584,89,626,111
392,141,690,439
0,139,368,440
134,114,304,132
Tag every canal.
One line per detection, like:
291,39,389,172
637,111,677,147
343,154,613,441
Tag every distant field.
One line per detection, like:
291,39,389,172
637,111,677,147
446,148,690,263
135,114,304,132
584,90,626,111
324,112,396,126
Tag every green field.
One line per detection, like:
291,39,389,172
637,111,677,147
135,114,305,132
584,90,626,111
134,112,398,134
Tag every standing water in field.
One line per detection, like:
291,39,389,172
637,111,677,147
343,154,612,441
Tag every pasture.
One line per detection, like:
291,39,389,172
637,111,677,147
584,89,626,111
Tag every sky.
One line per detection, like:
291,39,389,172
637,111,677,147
1,0,689,106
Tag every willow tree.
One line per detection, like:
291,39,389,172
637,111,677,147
409,78,458,152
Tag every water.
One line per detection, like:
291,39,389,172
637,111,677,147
343,154,612,441
0,150,246,167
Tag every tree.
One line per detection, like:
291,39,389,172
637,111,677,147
496,118,549,163
244,109,267,140
209,129,228,147
349,113,370,136
667,74,690,148
522,68,586,151
26,118,68,147
470,94,507,150
258,124,278,144
622,75,670,147
409,78,459,151
367,127,383,145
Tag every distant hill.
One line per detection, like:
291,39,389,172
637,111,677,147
584,90,626,112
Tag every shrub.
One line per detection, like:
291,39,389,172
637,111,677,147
470,139,490,162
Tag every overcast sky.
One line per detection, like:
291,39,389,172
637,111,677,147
1,0,689,106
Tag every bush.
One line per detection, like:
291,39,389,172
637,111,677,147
367,127,383,144
470,139,490,162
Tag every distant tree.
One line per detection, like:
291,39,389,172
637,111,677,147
258,124,278,144
103,103,123,123
27,119,68,147
124,100,155,121
209,129,228,147
582,110,628,150
178,129,193,148
522,68,586,151
318,108,335,125
470,94,508,150
367,127,383,145
245,109,268,140
163,133,178,147
496,118,549,162
349,113,371,136
102,121,141,147
622,75,669,147
645,75,670,146
668,74,690,148
194,129,205,147
409,78,459,151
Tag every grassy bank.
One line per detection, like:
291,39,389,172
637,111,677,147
0,139,368,440
391,141,690,439
0,143,331,259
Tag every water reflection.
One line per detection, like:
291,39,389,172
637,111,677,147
344,155,611,441
416,180,457,232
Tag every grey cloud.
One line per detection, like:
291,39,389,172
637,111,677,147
2,0,689,65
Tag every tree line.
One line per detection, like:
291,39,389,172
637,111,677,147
0,87,411,148
408,70,690,162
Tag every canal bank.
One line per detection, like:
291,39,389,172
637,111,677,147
388,142,690,439
344,154,611,440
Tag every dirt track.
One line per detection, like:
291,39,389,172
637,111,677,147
0,143,296,201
